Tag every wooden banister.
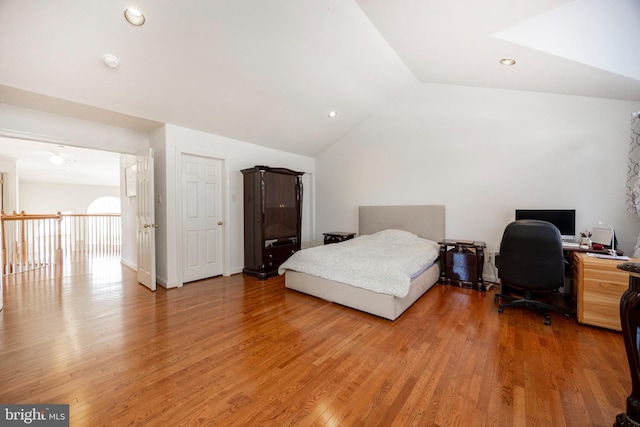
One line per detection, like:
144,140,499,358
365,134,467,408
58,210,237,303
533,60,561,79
1,211,121,274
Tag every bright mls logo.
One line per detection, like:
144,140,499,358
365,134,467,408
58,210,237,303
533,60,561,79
1,405,69,426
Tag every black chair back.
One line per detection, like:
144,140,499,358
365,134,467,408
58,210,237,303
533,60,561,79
498,220,564,291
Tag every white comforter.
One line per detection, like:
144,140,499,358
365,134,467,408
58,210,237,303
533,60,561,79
278,229,440,298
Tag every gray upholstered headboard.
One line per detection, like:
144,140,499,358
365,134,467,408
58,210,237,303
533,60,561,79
359,205,445,242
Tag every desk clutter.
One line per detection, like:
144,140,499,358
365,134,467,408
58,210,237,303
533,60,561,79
571,225,620,255
587,252,629,261
577,225,618,252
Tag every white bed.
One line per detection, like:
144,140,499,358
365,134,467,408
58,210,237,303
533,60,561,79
281,205,445,320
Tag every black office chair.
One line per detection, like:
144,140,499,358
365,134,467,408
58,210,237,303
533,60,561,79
494,219,572,325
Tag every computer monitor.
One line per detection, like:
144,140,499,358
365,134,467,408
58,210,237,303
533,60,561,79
514,209,576,240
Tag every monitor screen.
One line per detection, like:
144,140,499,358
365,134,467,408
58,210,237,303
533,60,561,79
514,209,576,237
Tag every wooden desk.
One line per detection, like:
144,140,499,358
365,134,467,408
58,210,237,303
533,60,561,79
561,245,622,300
573,252,636,331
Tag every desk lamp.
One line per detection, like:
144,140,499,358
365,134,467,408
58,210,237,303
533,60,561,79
598,221,616,255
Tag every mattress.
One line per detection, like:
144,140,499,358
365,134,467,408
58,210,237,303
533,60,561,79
279,229,440,298
284,262,440,320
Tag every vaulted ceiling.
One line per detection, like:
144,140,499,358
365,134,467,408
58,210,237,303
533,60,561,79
1,0,639,164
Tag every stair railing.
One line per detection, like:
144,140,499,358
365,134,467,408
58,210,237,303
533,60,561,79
1,211,121,274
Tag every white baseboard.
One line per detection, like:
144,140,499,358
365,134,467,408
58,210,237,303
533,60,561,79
156,276,170,288
120,258,136,272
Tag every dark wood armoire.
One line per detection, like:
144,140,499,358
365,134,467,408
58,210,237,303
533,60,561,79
241,166,304,279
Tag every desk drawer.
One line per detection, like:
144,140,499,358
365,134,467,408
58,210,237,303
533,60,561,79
582,309,621,331
582,278,627,300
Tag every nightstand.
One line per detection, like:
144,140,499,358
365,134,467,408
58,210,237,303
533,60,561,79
438,239,487,291
323,232,356,245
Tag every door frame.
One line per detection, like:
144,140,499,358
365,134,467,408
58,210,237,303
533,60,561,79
174,148,229,286
0,129,145,281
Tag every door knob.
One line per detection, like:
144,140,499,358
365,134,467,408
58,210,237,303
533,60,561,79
218,221,223,225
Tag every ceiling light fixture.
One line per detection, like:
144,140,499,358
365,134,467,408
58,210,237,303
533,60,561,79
328,110,338,118
50,154,64,165
124,8,145,26
103,54,120,68
500,58,516,66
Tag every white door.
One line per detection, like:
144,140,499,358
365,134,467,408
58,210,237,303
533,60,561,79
137,149,156,291
181,154,223,282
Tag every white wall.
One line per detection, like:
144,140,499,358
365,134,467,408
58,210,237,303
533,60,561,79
0,157,18,213
316,83,640,281
0,103,150,155
19,181,119,213
153,124,315,288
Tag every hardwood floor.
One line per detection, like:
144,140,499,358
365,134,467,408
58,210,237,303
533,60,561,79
0,259,630,426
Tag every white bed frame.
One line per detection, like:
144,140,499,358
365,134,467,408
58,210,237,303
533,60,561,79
285,205,445,320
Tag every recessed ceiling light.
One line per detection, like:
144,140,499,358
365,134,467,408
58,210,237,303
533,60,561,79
103,54,120,68
50,154,64,165
500,58,516,66
124,8,145,26
328,110,338,118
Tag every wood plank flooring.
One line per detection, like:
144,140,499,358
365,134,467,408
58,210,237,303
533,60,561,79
0,259,630,426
